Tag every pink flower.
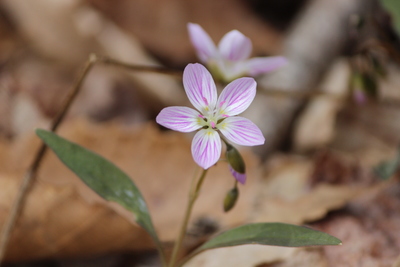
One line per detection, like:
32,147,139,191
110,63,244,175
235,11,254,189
188,23,287,83
156,63,265,170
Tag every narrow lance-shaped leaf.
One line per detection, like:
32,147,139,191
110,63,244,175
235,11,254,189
193,222,341,255
36,129,160,245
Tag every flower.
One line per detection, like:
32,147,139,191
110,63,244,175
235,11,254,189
187,23,286,83
156,63,265,172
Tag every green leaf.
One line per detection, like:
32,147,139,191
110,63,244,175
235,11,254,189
36,129,160,244
196,223,341,252
381,0,400,34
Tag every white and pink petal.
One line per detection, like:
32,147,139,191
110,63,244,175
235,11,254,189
183,63,217,113
156,106,202,132
191,129,222,169
217,77,256,116
245,56,287,76
219,116,265,146
218,30,252,61
187,23,218,63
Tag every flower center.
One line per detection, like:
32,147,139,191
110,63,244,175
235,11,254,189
198,110,227,130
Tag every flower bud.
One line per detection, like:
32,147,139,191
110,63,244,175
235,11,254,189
350,72,378,103
225,144,245,174
223,186,239,212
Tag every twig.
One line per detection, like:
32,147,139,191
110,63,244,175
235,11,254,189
0,54,181,264
96,56,183,78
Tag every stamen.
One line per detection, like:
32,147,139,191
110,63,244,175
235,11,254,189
210,121,216,128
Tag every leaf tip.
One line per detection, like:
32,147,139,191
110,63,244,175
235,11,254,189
35,128,47,137
329,236,342,246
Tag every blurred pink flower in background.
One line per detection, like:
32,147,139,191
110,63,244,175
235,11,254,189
188,23,286,83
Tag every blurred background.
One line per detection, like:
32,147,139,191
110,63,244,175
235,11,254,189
0,0,400,266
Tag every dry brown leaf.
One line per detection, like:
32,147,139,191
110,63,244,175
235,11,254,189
293,59,350,152
253,155,366,225
0,0,98,66
186,245,297,267
393,255,400,267
260,248,330,267
0,118,261,261
312,181,400,267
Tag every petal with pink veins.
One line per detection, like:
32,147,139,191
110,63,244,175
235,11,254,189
191,129,221,169
217,77,256,116
183,63,217,113
187,23,217,63
245,56,287,76
218,30,252,61
156,106,202,132
219,116,265,146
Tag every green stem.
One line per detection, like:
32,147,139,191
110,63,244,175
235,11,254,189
176,180,237,267
168,168,208,267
